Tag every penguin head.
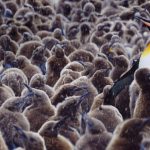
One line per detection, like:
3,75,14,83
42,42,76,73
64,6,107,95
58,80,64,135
30,74,46,87
135,68,150,89
113,55,129,68
135,14,150,30
117,118,150,142
83,2,95,17
40,117,68,138
16,56,29,69
80,22,91,36
51,44,65,58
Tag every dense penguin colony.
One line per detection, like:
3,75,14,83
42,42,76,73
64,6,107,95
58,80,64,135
1,0,150,150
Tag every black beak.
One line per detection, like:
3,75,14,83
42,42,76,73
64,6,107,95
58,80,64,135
23,83,33,93
135,15,150,27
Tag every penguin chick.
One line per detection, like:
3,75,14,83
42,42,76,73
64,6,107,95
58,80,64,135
55,95,87,143
60,40,76,56
53,73,74,91
79,22,91,44
63,61,84,72
133,68,150,118
89,105,123,132
8,25,22,43
0,35,18,54
83,2,95,17
0,108,30,149
39,119,74,150
83,42,99,57
5,1,18,15
68,49,94,63
17,41,42,59
0,132,8,150
16,55,42,81
110,55,129,81
13,125,46,150
90,70,113,93
1,68,28,96
22,85,55,132
2,51,17,69
106,118,150,150
30,73,54,99
76,114,112,150
1,89,33,113
53,28,64,41
50,14,64,35
71,76,98,113
30,46,47,75
46,45,69,86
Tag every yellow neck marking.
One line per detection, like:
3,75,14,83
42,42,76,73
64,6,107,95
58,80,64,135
141,43,150,58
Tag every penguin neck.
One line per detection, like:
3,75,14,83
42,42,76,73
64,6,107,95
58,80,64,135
141,44,150,58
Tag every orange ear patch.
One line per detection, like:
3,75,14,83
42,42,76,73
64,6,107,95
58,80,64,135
141,43,150,58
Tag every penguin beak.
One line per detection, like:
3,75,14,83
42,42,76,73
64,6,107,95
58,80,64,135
23,83,34,94
135,15,150,27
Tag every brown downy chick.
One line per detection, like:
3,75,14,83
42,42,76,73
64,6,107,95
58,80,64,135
2,51,17,69
133,68,150,118
17,41,42,59
0,35,18,54
53,28,64,41
50,14,64,35
90,70,113,93
79,22,91,44
76,114,112,150
0,108,30,149
1,87,33,113
55,95,87,144
30,74,54,99
16,55,42,81
23,12,38,34
106,118,150,150
46,45,69,86
110,55,129,81
56,94,88,128
1,68,28,96
68,49,94,63
60,40,76,56
71,76,98,113
30,46,47,75
53,68,81,90
5,1,18,15
13,125,46,150
89,105,123,132
39,118,74,150
22,84,55,132
8,25,22,43
63,61,84,72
